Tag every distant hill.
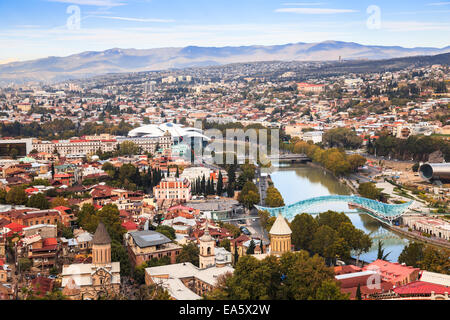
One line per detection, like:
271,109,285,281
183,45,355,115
0,41,449,84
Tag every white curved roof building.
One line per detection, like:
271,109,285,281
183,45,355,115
128,122,210,141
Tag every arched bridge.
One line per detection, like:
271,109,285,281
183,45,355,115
255,195,413,225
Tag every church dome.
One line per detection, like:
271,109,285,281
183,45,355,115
92,222,112,245
269,213,292,235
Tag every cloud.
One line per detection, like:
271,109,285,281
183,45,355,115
426,2,450,5
275,8,358,14
93,16,175,23
282,2,327,5
382,21,450,32
46,0,126,7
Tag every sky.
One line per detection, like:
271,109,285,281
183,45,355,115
0,0,449,63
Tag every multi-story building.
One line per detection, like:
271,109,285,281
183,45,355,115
153,177,191,202
125,230,182,267
402,215,450,241
32,138,117,157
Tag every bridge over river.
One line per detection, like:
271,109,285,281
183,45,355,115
255,195,413,225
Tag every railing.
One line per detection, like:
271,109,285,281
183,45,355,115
255,195,413,224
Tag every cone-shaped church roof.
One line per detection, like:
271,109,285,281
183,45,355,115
269,213,292,235
92,221,112,245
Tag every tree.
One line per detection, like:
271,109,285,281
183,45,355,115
51,197,69,208
398,242,424,268
219,239,231,251
155,225,176,240
238,181,260,209
217,171,224,196
246,240,256,255
323,128,363,150
376,240,391,261
80,204,126,243
6,186,28,205
290,213,318,251
18,258,32,271
265,186,285,208
358,182,381,200
176,243,200,267
221,223,241,238
118,141,140,156
347,154,367,172
206,251,338,300
310,225,340,265
135,284,171,300
315,280,349,300
356,283,362,300
111,240,131,277
27,193,50,210
418,246,450,275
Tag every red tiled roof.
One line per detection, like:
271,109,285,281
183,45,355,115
122,221,138,231
394,281,450,295
53,206,71,212
5,222,26,233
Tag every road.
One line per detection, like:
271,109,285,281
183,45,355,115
255,167,269,206
228,210,270,245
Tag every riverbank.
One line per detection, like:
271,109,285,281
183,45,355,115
306,161,359,194
387,225,450,249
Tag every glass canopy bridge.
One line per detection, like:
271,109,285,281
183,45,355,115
255,195,414,225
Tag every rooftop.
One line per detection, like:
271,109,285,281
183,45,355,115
129,230,172,248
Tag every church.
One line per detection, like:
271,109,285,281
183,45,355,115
144,224,234,300
61,222,121,300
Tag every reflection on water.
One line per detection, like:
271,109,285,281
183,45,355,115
270,165,409,263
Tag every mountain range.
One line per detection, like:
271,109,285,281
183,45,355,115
1,41,449,84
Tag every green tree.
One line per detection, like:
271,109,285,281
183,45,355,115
376,240,391,261
217,171,224,196
418,246,450,275
118,141,140,156
238,181,260,209
6,186,28,205
135,284,171,300
358,182,381,200
290,213,318,251
310,225,341,265
27,193,50,210
111,240,131,277
315,280,349,300
155,225,176,240
18,258,32,271
219,239,231,251
176,242,200,267
398,242,424,268
356,283,362,300
246,240,256,255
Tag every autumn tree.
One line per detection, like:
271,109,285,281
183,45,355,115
265,186,285,208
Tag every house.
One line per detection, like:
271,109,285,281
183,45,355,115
125,230,182,266
153,177,191,202
363,260,421,287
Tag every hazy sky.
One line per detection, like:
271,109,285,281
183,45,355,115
1,0,449,62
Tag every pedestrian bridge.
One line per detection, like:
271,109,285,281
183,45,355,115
255,195,413,225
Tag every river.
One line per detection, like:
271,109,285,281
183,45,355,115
269,164,409,263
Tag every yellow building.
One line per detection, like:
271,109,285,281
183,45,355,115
269,213,292,256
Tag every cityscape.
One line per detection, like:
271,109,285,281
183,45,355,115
0,0,448,309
